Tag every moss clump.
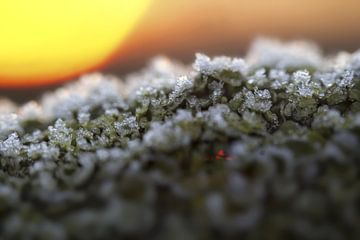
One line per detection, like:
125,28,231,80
0,39,360,240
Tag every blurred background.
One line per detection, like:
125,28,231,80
2,0,360,102
105,0,360,74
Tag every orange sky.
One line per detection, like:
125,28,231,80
2,0,360,100
105,0,360,74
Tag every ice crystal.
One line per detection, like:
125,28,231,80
317,71,337,88
338,70,354,87
205,104,231,130
77,111,91,125
0,133,22,157
123,57,186,97
22,130,44,143
208,80,224,103
48,119,73,149
27,142,60,160
269,69,290,89
168,76,194,103
287,70,315,97
244,89,272,112
194,53,248,76
41,74,126,120
248,68,267,86
114,116,140,138
0,38,359,240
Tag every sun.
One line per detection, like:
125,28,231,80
0,0,151,87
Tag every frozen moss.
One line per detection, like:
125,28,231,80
0,39,360,240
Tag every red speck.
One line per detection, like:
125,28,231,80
216,149,233,161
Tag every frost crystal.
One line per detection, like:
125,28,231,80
77,111,91,124
338,70,354,87
194,53,248,75
317,72,337,88
41,74,125,120
27,142,60,159
123,57,186,97
244,89,272,112
0,133,22,157
248,68,267,86
269,69,290,89
208,80,224,103
114,116,139,138
288,70,314,97
168,76,193,102
48,119,73,149
205,104,231,130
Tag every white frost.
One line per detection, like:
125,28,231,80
193,53,248,75
246,38,322,69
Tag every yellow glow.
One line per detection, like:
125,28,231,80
0,0,150,87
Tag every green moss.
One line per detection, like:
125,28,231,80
0,47,360,240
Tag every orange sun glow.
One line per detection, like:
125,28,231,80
0,0,151,88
